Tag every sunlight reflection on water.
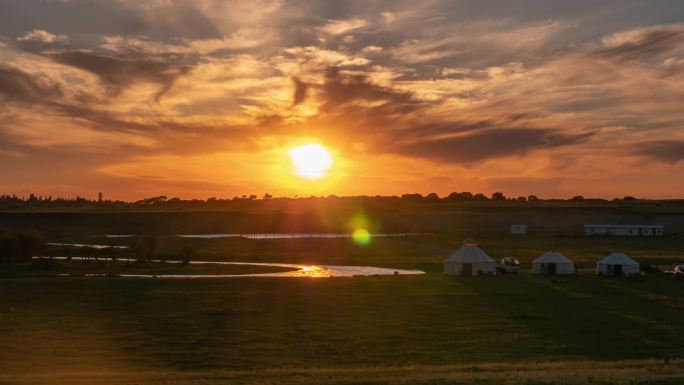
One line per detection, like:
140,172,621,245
37,257,425,278
46,242,129,249
174,233,420,239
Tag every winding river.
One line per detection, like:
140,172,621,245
39,257,425,279
104,233,421,239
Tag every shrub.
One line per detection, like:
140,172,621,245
0,233,20,265
15,229,46,261
180,246,195,265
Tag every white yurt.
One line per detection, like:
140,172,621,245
532,251,575,275
444,244,496,276
596,253,640,276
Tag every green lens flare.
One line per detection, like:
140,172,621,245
353,228,371,245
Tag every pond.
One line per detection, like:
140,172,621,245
39,257,425,278
47,242,129,249
104,233,421,239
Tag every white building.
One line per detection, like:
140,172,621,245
510,224,527,235
584,224,664,237
532,251,575,275
444,244,496,277
596,253,641,276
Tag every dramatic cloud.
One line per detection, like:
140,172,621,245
633,140,684,164
2,1,684,198
593,24,684,62
0,64,63,103
291,77,308,106
320,18,368,35
17,29,68,44
319,67,420,116
49,51,191,98
400,128,593,165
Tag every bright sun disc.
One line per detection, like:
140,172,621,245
289,143,333,179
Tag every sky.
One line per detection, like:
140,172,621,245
1,0,684,200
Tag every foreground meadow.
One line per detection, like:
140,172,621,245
1,206,683,384
1,271,683,384
2,359,683,384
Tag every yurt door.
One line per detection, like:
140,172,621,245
463,263,473,277
548,263,556,275
614,264,623,276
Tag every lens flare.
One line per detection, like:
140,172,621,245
352,228,371,245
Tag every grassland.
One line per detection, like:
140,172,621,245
1,205,683,384
1,271,684,384
3,199,684,239
139,232,684,271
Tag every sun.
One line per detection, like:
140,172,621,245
289,143,333,179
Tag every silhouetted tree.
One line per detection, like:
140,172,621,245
135,196,168,205
401,193,423,202
527,195,540,202
448,192,474,201
15,229,46,261
491,192,506,201
180,246,195,265
472,193,489,201
139,234,160,262
0,232,20,265
456,192,474,201
426,193,440,201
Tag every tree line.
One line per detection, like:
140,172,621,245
0,192,655,210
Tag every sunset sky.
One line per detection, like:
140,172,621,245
1,1,684,200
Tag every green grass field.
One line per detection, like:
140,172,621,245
1,207,683,384
1,271,683,383
143,232,684,270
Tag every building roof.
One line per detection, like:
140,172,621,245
444,245,495,263
597,253,639,266
532,251,574,265
584,224,664,229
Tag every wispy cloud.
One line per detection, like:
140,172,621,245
320,18,368,35
2,2,684,198
17,29,68,44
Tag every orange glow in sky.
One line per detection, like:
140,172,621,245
2,2,684,200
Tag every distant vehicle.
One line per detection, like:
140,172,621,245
675,265,684,279
498,257,520,274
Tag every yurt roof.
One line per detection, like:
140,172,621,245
444,245,494,263
598,253,639,265
532,251,574,264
